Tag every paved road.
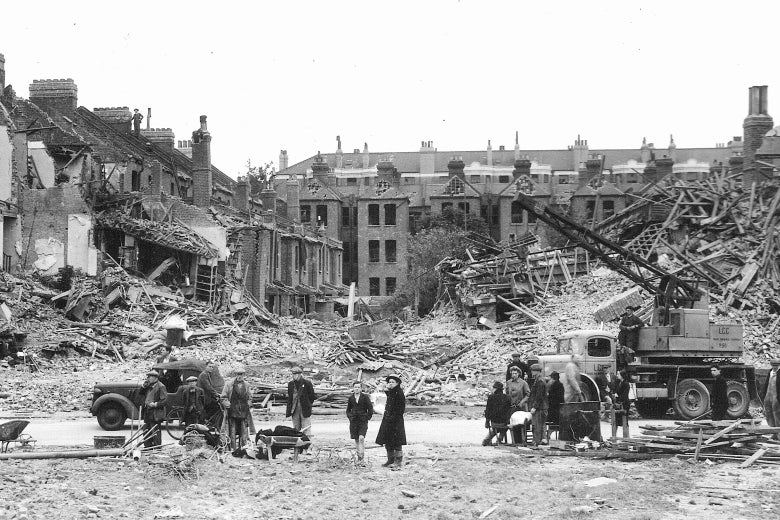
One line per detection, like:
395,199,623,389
23,413,685,448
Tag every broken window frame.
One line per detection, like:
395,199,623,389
316,205,328,227
368,240,380,263
369,277,380,296
386,277,397,295
300,205,312,223
385,240,397,263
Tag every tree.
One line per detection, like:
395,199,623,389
384,208,489,316
243,159,276,195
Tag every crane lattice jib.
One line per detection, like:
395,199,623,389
514,193,700,306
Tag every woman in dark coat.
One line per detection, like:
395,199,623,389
376,374,407,468
483,381,512,445
547,371,565,425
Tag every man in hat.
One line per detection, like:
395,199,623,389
547,371,565,425
182,375,205,426
528,364,549,447
286,366,316,438
506,353,529,382
376,375,406,468
198,360,225,428
220,366,255,450
763,359,780,438
140,370,168,448
618,306,643,369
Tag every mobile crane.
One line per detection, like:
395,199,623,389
514,193,758,420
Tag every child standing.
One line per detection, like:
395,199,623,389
346,381,374,461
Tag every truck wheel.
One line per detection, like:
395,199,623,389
579,375,598,402
97,403,127,431
725,381,750,419
636,400,669,419
673,379,710,420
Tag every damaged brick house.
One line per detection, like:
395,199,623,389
0,54,343,316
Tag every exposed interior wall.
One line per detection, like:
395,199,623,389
67,213,98,275
0,124,12,200
28,142,55,187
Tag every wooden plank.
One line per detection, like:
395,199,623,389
740,448,768,468
704,420,742,445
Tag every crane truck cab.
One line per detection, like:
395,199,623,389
536,329,618,402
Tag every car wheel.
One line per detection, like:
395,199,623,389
97,403,127,431
725,381,750,419
673,379,709,420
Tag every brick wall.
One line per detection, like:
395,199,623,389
356,198,408,296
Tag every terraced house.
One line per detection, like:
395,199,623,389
0,53,344,317
273,87,780,296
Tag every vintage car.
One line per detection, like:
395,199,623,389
90,359,212,431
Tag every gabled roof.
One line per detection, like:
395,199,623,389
5,97,86,147
429,176,482,198
597,182,624,196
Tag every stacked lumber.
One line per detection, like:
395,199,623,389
610,419,780,465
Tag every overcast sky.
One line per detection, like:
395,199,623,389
2,1,778,178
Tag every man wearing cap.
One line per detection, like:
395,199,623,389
182,375,205,426
221,366,255,450
710,364,729,421
618,306,643,369
762,359,780,438
506,353,529,382
376,375,407,468
528,364,549,447
198,360,225,428
140,370,168,448
286,366,316,437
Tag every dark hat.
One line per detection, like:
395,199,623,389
290,366,303,374
386,374,402,384
493,381,504,390
146,370,160,378
511,352,523,358
550,371,560,379
770,359,780,366
530,364,542,372
186,376,198,382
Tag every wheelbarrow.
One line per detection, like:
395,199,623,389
255,435,311,462
0,420,36,453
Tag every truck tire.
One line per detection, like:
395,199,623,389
726,381,750,419
579,375,599,402
674,379,710,420
636,400,669,419
97,403,127,431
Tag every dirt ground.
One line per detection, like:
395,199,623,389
1,441,778,520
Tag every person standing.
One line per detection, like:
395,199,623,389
197,360,225,428
182,375,205,426
483,381,512,446
505,366,530,412
528,364,549,446
547,371,565,425
618,306,643,369
613,370,631,436
141,370,167,448
155,345,180,392
220,366,255,450
131,108,143,136
710,364,728,421
505,353,529,382
346,381,374,462
763,359,780,439
286,366,316,437
376,375,406,468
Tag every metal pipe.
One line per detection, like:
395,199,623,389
0,449,124,460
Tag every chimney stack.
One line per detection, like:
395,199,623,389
235,176,251,213
419,140,435,176
93,107,132,134
570,135,588,171
149,161,163,196
141,128,176,150
743,85,773,186
512,156,531,180
486,140,493,167
260,184,277,215
278,150,289,171
286,175,300,223
0,53,5,92
362,142,370,169
447,156,465,179
335,136,343,168
311,151,331,186
377,157,400,187
514,131,520,161
655,155,674,178
29,78,78,120
191,115,212,209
